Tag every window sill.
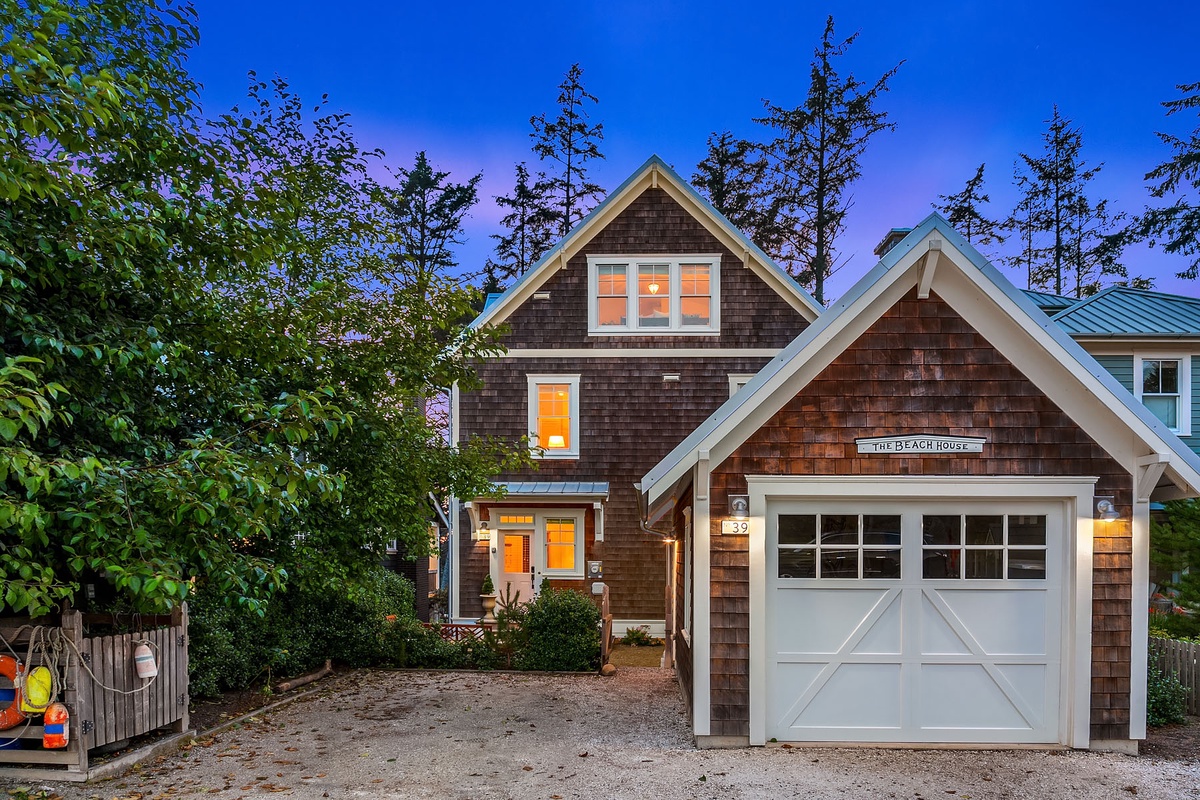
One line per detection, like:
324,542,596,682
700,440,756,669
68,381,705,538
587,328,720,337
532,452,580,460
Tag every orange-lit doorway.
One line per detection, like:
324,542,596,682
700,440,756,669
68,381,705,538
500,531,534,603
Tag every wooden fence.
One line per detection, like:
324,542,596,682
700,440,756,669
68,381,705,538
423,623,486,642
1151,635,1200,716
0,606,189,781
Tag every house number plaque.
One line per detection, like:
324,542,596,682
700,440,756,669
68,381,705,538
856,434,986,454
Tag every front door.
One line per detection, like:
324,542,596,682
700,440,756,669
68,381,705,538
500,531,534,605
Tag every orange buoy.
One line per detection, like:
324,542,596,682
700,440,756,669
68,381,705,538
0,656,26,731
42,702,69,749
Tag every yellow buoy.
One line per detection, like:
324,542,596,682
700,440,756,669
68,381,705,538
19,665,52,713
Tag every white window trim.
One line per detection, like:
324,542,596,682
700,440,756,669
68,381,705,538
527,374,581,458
1133,354,1192,437
587,254,721,335
541,511,586,579
728,373,755,397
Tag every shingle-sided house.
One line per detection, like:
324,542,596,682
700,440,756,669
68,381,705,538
450,156,821,628
640,216,1200,751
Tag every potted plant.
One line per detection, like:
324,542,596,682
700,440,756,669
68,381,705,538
480,572,498,624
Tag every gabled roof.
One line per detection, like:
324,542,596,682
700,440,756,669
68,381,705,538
641,213,1200,506
1023,289,1080,314
470,155,822,331
1052,286,1200,337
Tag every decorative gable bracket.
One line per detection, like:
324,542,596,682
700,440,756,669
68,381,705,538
917,240,942,300
1136,453,1170,503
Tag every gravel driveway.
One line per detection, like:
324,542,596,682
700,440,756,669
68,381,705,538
12,667,1200,799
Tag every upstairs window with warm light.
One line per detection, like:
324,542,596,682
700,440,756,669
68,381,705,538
527,374,580,458
587,255,720,334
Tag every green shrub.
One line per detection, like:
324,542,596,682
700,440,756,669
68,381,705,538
1149,610,1200,641
621,625,660,647
187,567,419,696
519,588,600,672
1147,641,1189,727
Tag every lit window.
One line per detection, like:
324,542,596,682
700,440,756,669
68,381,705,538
588,255,720,334
545,519,577,571
1135,355,1191,436
499,515,534,525
527,374,580,458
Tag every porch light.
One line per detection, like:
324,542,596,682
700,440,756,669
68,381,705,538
547,434,567,449
1095,497,1120,523
729,494,750,520
473,523,492,542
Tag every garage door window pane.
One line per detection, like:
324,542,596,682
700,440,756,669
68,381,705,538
923,549,959,579
1008,516,1046,546
965,515,1003,545
863,515,901,545
821,515,857,544
779,515,816,545
965,549,1003,579
821,549,859,578
864,549,902,578
1008,549,1047,579
922,515,960,546
778,548,816,579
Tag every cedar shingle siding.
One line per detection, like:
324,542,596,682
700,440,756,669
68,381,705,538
705,290,1133,741
458,187,810,621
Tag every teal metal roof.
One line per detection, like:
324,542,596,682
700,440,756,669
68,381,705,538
1052,286,1200,337
1022,289,1080,313
498,481,609,498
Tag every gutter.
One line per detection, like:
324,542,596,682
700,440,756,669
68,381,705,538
634,481,675,541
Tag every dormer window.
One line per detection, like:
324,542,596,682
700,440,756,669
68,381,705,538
588,255,720,334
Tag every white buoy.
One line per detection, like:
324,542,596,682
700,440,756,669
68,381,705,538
133,642,158,679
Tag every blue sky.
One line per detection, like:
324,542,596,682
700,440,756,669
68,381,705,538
189,1,1200,301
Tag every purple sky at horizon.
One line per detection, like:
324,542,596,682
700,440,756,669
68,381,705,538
190,1,1200,302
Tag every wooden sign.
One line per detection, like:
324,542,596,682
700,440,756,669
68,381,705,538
856,434,986,454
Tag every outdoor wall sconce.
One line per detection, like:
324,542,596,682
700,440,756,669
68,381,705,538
729,495,750,520
473,524,492,543
1095,497,1120,523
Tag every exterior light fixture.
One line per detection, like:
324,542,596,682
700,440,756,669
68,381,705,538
729,495,750,520
1095,497,1119,523
473,523,492,542
547,434,566,449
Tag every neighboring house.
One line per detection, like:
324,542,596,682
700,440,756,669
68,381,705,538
450,155,822,629
383,496,449,622
640,215,1200,751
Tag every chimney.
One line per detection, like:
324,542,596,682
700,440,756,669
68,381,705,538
873,228,913,258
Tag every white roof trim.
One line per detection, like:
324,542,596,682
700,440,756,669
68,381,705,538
470,155,821,332
641,213,1200,507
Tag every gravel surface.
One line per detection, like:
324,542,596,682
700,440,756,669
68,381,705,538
6,667,1199,799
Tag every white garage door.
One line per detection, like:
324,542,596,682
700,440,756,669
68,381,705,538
765,501,1063,744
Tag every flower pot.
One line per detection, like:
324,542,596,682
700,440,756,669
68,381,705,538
480,593,498,624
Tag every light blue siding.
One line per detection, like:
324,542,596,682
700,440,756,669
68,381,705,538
1094,355,1134,392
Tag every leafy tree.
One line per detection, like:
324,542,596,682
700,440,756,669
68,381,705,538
1010,107,1128,297
530,63,605,237
485,162,557,286
692,131,780,252
1140,82,1200,280
0,0,347,615
756,16,901,304
934,163,1005,253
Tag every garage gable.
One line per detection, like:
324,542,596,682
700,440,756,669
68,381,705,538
641,214,1200,507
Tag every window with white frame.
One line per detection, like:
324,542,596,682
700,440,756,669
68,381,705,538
494,510,586,579
527,374,581,457
728,374,755,397
587,255,720,334
1135,354,1192,436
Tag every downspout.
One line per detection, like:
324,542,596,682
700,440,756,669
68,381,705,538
635,482,677,669
634,481,676,540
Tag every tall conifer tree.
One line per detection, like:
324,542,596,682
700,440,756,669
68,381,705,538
692,131,780,252
934,164,1005,252
756,16,901,304
530,63,605,237
1140,82,1200,280
485,162,557,286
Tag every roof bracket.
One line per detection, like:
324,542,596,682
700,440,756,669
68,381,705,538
651,163,659,190
917,240,942,300
1136,452,1170,502
743,249,752,269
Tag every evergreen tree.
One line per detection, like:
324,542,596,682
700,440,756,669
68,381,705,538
756,16,901,304
485,162,557,285
530,63,605,237
1008,107,1127,297
934,163,1005,252
692,131,780,252
1140,82,1200,280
